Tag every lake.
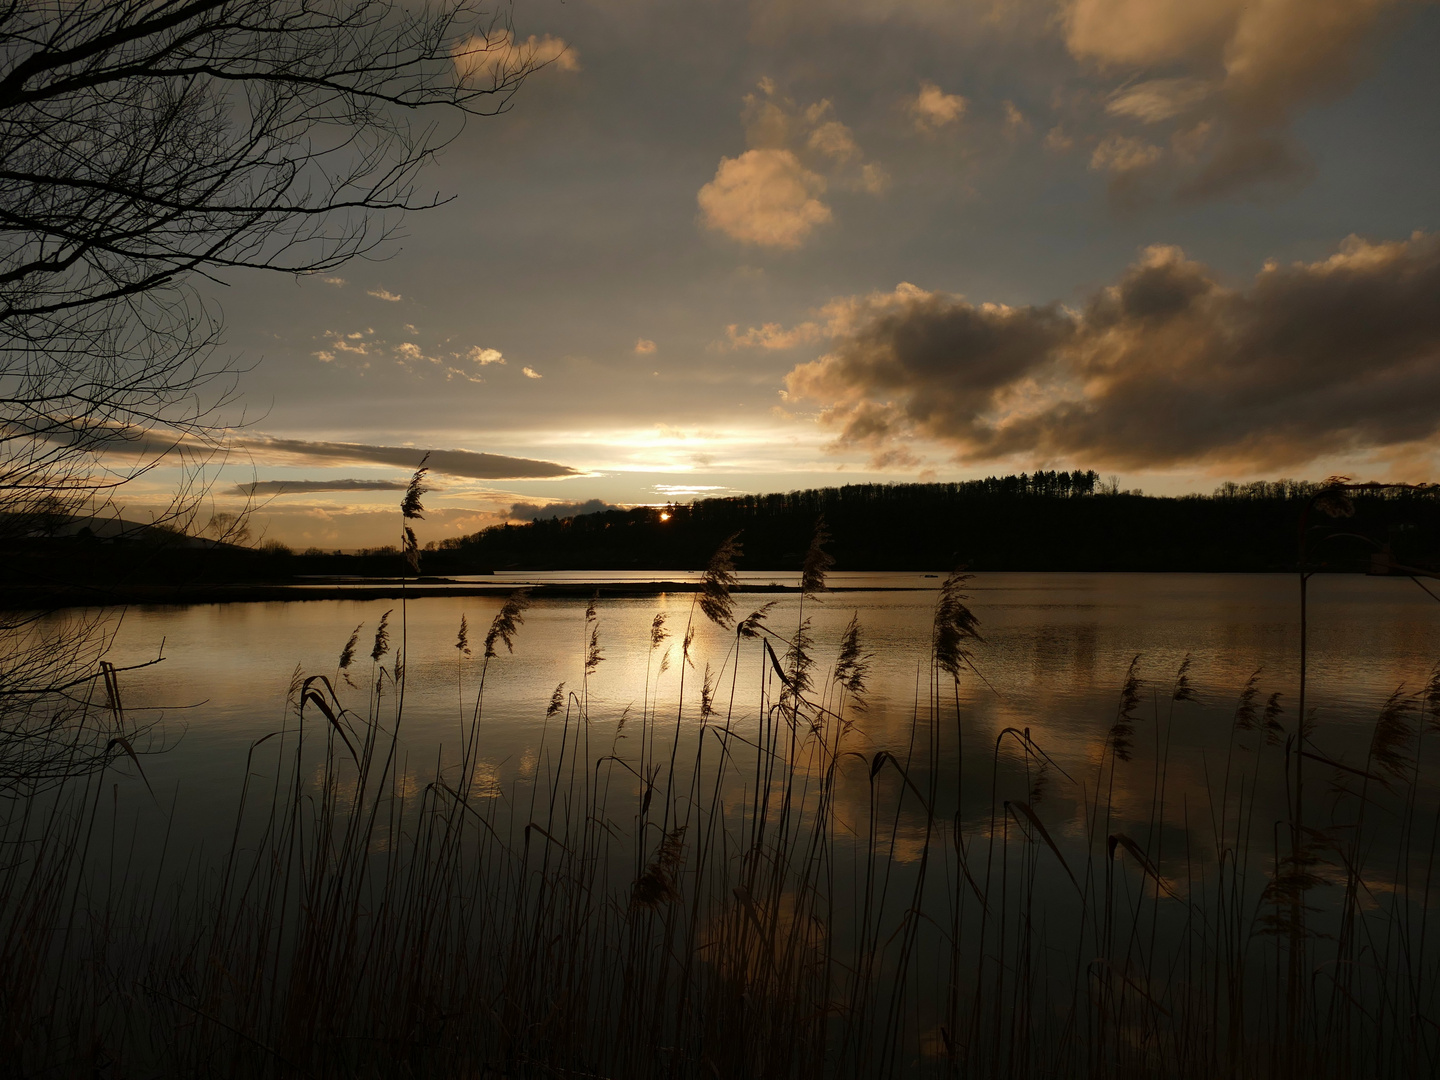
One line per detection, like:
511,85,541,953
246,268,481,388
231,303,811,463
93,571,1440,825
16,570,1440,1076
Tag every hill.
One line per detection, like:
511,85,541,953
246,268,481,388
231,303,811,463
426,473,1440,574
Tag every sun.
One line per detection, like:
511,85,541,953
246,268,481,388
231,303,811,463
659,510,671,521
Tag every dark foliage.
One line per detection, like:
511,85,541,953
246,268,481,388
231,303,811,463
422,472,1440,574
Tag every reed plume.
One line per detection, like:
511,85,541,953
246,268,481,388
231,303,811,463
370,609,392,662
1109,654,1142,762
632,825,687,909
1263,690,1285,744
738,601,776,639
801,515,834,597
700,532,742,628
338,625,361,670
1370,686,1416,785
547,682,566,718
932,570,982,681
1234,668,1262,731
483,590,531,658
1172,653,1197,702
832,612,871,709
401,454,430,520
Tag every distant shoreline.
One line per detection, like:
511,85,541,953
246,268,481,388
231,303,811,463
5,570,1393,611
4,579,937,610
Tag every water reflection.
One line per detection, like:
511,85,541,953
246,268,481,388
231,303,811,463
53,571,1430,894
19,570,1440,1075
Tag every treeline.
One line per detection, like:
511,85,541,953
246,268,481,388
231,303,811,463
424,473,1440,574
10,475,1440,597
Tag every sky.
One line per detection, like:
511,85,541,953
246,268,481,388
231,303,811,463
126,0,1440,550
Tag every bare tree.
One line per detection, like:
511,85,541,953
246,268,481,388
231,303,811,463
0,0,544,785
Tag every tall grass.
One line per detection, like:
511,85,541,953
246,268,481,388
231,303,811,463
4,531,1440,1077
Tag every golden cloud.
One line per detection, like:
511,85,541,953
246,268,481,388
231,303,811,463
698,148,832,249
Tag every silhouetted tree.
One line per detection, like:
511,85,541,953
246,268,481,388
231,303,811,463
0,0,543,788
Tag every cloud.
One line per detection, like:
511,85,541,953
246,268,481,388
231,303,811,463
634,338,657,354
318,331,509,383
522,366,543,379
1065,0,1240,68
1064,0,1416,198
726,321,825,350
910,81,967,131
698,148,832,249
322,276,345,286
367,288,402,302
653,483,731,498
233,479,412,496
1106,77,1214,124
807,121,860,162
508,498,620,521
230,437,579,479
78,427,582,481
1044,126,1075,153
1002,100,1030,135
453,29,579,84
1090,134,1163,174
781,231,1440,472
697,83,889,249
314,327,377,364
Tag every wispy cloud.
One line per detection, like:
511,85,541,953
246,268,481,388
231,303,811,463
726,321,824,350
367,288,403,302
1066,0,1413,199
233,479,413,496
230,436,579,479
522,366,543,379
314,327,377,363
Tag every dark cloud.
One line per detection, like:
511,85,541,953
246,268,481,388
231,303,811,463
783,232,1440,471
228,437,579,479
233,479,412,496
509,498,620,521
76,428,581,481
1071,0,1416,200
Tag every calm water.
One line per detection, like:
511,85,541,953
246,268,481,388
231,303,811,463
23,570,1440,1075
78,570,1440,856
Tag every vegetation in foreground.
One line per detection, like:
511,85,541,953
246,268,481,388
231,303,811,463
5,518,1440,1079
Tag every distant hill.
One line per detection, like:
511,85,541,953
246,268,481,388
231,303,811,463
426,473,1440,574
1,511,238,548
10,475,1440,607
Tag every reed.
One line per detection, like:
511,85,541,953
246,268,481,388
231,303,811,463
4,528,1440,1078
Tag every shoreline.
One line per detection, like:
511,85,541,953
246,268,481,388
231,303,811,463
6,567,1401,611
3,580,933,610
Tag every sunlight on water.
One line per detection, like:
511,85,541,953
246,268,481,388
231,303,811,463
18,570,1440,1076
80,571,1440,856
